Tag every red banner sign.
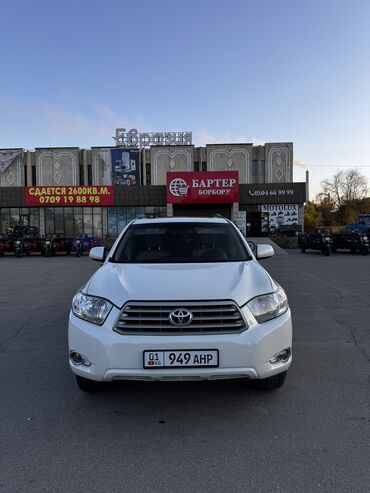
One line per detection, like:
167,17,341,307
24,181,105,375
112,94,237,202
25,186,114,206
167,171,239,204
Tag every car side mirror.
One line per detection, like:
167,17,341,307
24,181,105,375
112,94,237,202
256,244,274,260
89,246,106,262
247,240,256,253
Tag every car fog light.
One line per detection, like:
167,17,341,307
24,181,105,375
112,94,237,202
270,348,291,364
70,351,91,367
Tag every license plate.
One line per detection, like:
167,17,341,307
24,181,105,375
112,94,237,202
143,349,219,369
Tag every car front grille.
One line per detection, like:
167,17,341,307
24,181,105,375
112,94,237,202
114,301,246,335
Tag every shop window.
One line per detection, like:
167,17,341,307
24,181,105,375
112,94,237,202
108,212,118,237
10,208,20,227
54,208,64,235
45,208,55,235
24,166,28,186
19,208,30,227
117,214,127,234
83,212,93,234
107,206,167,238
0,207,41,233
144,206,167,217
63,209,73,237
93,214,103,237
0,208,11,233
74,212,83,237
29,209,40,230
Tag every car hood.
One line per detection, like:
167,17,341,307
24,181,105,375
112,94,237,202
86,261,275,308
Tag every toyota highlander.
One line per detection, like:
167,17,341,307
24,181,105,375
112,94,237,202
68,217,292,392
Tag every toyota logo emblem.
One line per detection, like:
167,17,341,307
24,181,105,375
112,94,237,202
169,309,193,326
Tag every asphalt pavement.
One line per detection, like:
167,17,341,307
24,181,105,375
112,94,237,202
0,251,369,492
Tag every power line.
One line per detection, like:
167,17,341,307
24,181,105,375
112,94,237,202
294,164,370,168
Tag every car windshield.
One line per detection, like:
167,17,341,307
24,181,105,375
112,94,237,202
111,222,251,263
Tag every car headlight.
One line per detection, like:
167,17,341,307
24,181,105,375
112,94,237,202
72,292,112,325
246,287,288,324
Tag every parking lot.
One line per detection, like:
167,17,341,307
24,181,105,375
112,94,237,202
1,251,369,493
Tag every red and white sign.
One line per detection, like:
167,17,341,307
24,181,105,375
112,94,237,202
167,171,239,204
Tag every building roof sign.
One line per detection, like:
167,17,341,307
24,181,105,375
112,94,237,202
114,128,192,147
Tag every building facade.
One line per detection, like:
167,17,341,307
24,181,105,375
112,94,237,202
0,139,306,239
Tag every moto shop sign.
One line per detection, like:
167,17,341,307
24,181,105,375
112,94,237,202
167,171,239,204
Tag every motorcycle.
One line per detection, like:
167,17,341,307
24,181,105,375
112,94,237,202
331,232,369,255
298,232,332,256
0,236,15,256
15,239,23,257
42,234,73,256
75,238,83,257
42,239,52,257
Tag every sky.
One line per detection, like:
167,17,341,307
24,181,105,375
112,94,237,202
1,0,370,198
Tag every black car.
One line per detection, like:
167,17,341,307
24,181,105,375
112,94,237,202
331,233,369,255
298,232,332,256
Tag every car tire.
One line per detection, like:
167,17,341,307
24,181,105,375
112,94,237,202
256,371,287,390
300,245,306,253
323,247,330,256
75,375,105,393
361,247,369,256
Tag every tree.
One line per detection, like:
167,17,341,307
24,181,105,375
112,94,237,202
304,201,321,232
316,195,336,226
316,169,368,225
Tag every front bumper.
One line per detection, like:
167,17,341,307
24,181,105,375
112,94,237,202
68,308,292,382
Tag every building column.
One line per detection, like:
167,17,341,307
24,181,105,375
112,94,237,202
83,150,88,186
102,207,108,238
39,208,45,236
167,203,173,217
231,202,239,222
141,148,147,185
26,151,32,186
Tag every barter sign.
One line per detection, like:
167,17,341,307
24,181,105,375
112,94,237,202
167,171,239,204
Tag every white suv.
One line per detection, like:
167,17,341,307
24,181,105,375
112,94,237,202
68,217,292,392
